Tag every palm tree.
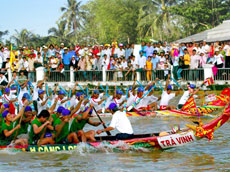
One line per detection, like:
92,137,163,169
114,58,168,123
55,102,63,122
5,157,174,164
138,0,180,41
0,30,8,41
59,0,85,32
10,29,34,46
48,20,68,42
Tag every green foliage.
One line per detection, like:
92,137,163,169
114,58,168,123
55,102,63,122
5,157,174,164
170,0,230,36
6,0,230,46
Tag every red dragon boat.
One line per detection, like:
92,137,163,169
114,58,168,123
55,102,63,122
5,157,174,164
1,104,229,153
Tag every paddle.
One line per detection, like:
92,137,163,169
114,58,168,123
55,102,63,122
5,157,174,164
13,105,27,142
156,80,163,91
92,106,111,136
137,80,144,89
170,77,183,90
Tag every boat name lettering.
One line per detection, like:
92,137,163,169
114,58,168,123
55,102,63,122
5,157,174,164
29,145,78,152
157,131,196,149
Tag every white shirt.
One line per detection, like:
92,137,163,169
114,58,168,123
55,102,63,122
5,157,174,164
109,111,133,134
160,91,176,106
190,55,200,69
102,57,110,70
213,54,223,65
138,56,146,68
90,93,104,111
102,48,111,58
37,96,48,114
19,60,29,71
202,44,210,54
223,45,230,56
32,86,39,101
0,75,8,84
70,96,84,113
52,95,67,111
131,59,137,69
115,49,125,58
35,56,43,64
3,50,10,62
178,91,190,105
121,61,128,70
2,93,16,104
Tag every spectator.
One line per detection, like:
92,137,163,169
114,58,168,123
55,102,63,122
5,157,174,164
0,72,8,86
115,44,125,58
19,57,29,77
125,44,132,60
0,47,4,69
213,48,224,68
34,52,43,68
144,42,154,58
183,48,190,69
146,56,152,81
200,51,207,68
102,54,110,70
177,54,185,81
18,71,27,85
62,47,71,70
223,41,230,68
49,54,58,71
158,51,166,70
151,53,159,80
190,49,200,80
28,54,35,81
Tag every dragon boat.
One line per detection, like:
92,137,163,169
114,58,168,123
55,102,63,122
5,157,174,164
92,88,230,118
1,104,229,153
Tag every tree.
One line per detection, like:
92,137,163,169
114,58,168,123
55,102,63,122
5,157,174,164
59,0,85,32
48,20,69,44
82,0,141,44
10,29,34,46
138,0,182,42
0,30,8,41
170,0,230,36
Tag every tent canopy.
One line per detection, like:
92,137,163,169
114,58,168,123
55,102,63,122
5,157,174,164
175,20,230,43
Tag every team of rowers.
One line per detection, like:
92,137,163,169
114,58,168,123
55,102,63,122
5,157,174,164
0,74,201,146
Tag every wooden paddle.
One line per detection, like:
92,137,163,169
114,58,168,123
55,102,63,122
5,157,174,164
92,107,111,136
13,102,28,142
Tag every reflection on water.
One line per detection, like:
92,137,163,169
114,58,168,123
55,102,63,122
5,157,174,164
0,95,229,172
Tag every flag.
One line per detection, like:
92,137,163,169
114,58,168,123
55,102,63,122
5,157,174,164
181,96,196,111
203,77,214,86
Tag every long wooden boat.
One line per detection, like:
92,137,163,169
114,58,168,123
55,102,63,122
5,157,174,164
1,105,229,153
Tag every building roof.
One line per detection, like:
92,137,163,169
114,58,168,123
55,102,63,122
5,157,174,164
175,20,230,43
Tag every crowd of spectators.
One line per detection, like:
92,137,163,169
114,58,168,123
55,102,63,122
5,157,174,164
0,40,230,85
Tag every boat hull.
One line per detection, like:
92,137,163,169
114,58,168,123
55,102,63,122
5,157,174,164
0,130,197,152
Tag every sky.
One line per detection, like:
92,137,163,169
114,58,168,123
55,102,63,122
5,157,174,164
0,0,88,40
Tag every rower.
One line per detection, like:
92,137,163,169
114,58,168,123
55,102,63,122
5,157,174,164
112,89,126,110
32,78,47,113
90,90,106,113
97,103,134,140
54,109,79,144
37,89,51,114
14,106,33,142
29,109,55,145
51,106,65,124
54,97,84,144
177,84,199,109
2,88,17,114
0,102,29,146
52,90,69,111
159,74,180,110
70,92,88,113
19,93,30,110
70,104,104,142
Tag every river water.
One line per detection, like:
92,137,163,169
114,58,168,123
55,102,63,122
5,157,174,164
0,95,229,172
